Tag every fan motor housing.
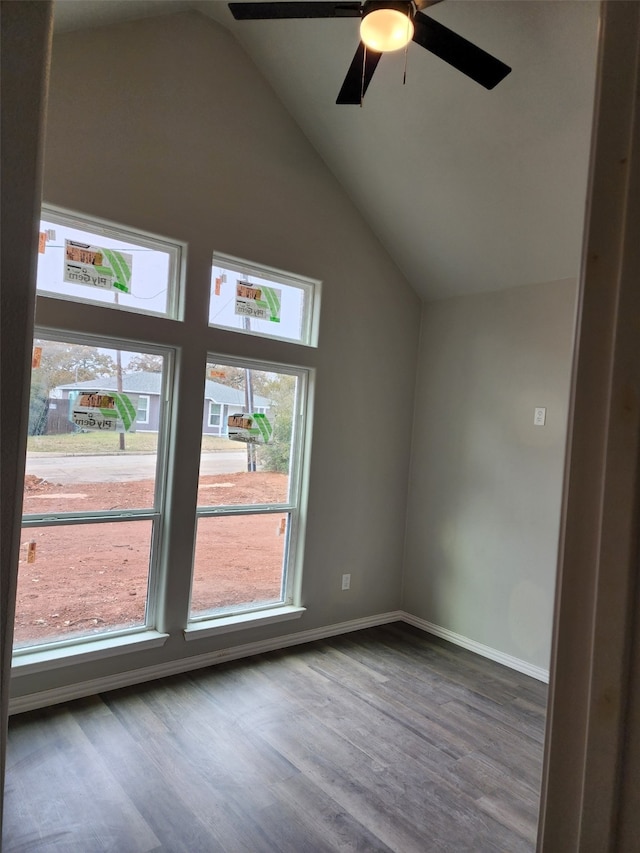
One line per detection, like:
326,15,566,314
361,1,416,19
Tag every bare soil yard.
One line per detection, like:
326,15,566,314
15,471,288,648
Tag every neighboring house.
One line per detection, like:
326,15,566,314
53,372,271,435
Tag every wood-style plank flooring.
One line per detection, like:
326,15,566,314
3,623,547,852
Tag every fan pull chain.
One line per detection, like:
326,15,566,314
403,9,411,85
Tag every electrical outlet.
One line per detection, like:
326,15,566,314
341,573,351,591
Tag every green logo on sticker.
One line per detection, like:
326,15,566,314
98,248,132,294
100,392,137,431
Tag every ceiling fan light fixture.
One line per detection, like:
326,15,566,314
360,5,414,53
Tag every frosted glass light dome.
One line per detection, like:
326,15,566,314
360,8,414,53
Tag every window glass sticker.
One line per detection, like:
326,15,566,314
235,281,281,323
227,412,274,444
71,391,139,433
64,240,133,294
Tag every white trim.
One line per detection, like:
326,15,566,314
9,612,402,715
539,6,640,849
8,611,550,714
403,613,549,683
184,605,306,640
11,629,169,676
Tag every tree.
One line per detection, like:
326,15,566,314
126,353,164,373
29,341,117,439
34,340,117,393
206,365,269,396
258,375,296,474
28,370,49,435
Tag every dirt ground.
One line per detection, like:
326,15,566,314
15,471,289,648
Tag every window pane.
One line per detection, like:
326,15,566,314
14,520,153,649
136,395,150,425
209,254,318,345
190,514,288,618
25,339,166,513
37,212,180,318
198,363,295,508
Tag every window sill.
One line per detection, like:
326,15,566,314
11,629,169,676
184,605,305,641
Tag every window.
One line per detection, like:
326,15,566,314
209,252,320,346
37,207,182,318
190,360,306,623
16,337,169,650
207,401,221,430
14,212,316,666
137,395,150,425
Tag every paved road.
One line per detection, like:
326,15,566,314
26,451,249,484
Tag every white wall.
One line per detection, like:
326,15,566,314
403,279,577,670
10,10,420,702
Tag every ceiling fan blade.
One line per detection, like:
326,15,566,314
229,2,361,20
336,42,382,104
412,11,511,89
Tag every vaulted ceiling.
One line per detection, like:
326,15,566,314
53,0,600,301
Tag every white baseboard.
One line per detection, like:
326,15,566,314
9,611,404,715
9,608,548,714
402,613,549,683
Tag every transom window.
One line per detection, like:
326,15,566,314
209,252,320,346
36,206,182,318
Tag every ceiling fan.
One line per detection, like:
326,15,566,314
228,1,511,104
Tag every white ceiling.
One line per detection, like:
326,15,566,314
53,0,600,301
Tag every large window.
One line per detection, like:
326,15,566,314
13,209,318,663
16,337,169,649
190,361,306,622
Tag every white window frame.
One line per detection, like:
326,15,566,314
12,213,316,682
186,355,309,635
14,330,173,657
38,205,184,320
210,251,321,347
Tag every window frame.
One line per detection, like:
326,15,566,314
13,209,316,672
188,355,309,626
13,329,174,656
209,251,321,347
38,205,185,320
207,400,222,430
136,394,151,426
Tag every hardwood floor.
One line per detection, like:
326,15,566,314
3,623,547,852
